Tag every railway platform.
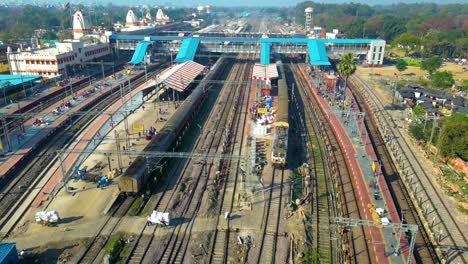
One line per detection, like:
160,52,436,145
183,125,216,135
0,65,118,115
31,78,176,208
298,64,410,264
2,79,179,250
0,70,135,177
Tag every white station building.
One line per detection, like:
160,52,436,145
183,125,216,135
7,7,111,79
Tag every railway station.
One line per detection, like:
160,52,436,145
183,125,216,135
0,4,466,264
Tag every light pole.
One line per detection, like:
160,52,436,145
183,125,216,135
2,81,10,105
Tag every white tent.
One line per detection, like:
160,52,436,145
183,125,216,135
35,210,59,224
147,210,170,226
381,217,390,226
376,208,385,216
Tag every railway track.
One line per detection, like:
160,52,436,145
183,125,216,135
286,64,335,263
154,61,253,264
350,75,467,263
159,60,252,263
292,63,374,263
121,59,251,263
0,62,127,135
75,196,136,263
208,56,252,264
256,167,285,264
0,69,158,237
347,80,438,263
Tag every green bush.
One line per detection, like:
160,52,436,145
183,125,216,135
402,58,421,67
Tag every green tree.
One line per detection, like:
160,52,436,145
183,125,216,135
392,33,423,56
412,104,426,115
395,59,408,73
420,56,442,75
57,31,73,41
431,71,455,89
437,113,468,160
336,53,357,89
409,120,426,141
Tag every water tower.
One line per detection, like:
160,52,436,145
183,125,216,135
305,7,313,31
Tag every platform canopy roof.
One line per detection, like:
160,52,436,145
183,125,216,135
0,74,42,88
252,63,278,80
149,61,205,92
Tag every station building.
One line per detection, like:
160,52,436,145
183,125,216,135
6,7,111,79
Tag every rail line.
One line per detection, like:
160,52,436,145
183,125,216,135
292,63,374,263
121,59,251,263
348,80,439,263
206,56,252,264
256,167,285,264
286,63,336,263
181,56,252,264
1,62,128,135
0,69,158,238
350,75,467,263
120,59,235,263
147,60,251,264
165,60,252,264
77,59,232,263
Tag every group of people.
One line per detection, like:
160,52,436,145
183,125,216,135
32,118,48,127
143,126,157,140
52,101,73,115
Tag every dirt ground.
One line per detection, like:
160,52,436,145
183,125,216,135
356,62,468,85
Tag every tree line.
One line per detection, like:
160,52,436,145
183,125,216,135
294,1,467,58
0,4,197,43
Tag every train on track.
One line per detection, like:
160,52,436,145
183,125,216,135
271,69,289,167
118,58,225,194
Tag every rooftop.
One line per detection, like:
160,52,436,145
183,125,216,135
0,242,17,262
0,74,42,88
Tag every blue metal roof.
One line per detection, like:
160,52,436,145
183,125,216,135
0,74,42,88
308,40,331,66
323,38,378,44
129,40,153,65
111,33,381,45
259,38,308,44
174,38,200,63
260,42,271,64
0,242,17,263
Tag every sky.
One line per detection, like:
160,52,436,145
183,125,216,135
9,0,468,7
96,0,467,6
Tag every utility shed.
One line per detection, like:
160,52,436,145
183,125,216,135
0,242,18,264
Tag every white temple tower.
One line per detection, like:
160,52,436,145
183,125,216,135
126,8,138,27
305,7,313,32
73,7,88,39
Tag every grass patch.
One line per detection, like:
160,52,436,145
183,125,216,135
139,194,157,216
457,204,468,215
302,247,320,263
290,169,303,201
104,234,124,262
128,197,143,216
116,241,131,264
441,168,468,201
402,58,422,67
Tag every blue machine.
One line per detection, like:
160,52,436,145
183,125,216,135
97,176,110,188
265,96,272,109
0,242,19,264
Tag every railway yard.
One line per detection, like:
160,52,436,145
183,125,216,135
0,17,467,264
